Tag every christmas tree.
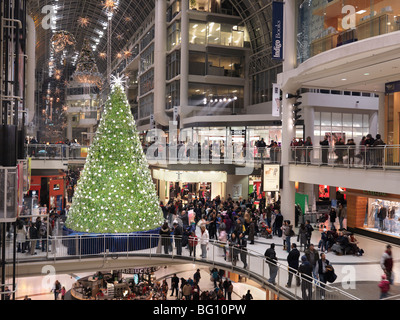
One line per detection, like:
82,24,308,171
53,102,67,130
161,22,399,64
65,77,164,233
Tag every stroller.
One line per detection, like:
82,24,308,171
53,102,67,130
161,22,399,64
259,221,272,239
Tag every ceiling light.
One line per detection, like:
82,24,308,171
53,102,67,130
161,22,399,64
341,78,347,81
356,10,367,14
364,73,370,76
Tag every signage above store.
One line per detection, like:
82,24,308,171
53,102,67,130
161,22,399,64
272,1,284,61
117,267,159,274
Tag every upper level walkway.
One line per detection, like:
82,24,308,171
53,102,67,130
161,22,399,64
4,220,400,300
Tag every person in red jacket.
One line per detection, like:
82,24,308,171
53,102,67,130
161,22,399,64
188,231,198,257
378,274,390,299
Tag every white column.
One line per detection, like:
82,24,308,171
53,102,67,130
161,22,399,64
26,15,36,129
154,0,170,127
279,1,297,224
180,0,189,128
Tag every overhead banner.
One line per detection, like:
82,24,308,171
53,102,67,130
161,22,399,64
272,83,281,117
263,164,280,192
272,1,284,61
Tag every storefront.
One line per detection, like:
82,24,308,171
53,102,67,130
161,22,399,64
347,189,400,244
152,169,227,202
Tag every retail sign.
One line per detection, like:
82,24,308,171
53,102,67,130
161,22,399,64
272,83,281,117
263,164,280,192
272,1,284,61
117,267,159,274
231,130,246,136
362,190,388,197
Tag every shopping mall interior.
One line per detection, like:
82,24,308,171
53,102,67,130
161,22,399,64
1,0,400,303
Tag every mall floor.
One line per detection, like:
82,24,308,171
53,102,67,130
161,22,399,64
9,219,400,300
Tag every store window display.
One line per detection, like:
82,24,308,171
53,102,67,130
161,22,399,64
365,199,400,235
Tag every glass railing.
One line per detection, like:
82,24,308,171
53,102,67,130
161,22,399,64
4,227,358,301
26,144,282,165
289,145,400,170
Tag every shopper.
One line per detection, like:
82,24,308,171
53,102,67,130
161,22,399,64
329,207,337,230
200,225,209,258
378,274,390,299
286,243,300,288
336,203,347,230
317,252,330,299
159,221,171,254
297,223,307,252
320,136,329,165
381,244,393,284
16,220,27,253
298,256,313,300
305,220,314,249
238,232,248,269
172,220,183,255
170,274,179,297
188,231,198,257
52,280,61,300
304,136,313,164
264,243,278,285
305,243,319,281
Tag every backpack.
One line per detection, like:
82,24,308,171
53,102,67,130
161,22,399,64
39,223,47,237
289,228,295,237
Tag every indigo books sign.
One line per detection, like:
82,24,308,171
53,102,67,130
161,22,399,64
272,1,284,61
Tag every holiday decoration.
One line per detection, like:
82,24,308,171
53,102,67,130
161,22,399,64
78,17,90,28
65,76,164,233
51,30,76,52
72,39,103,88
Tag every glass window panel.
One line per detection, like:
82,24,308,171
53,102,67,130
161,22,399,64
343,113,353,127
314,112,321,126
208,22,221,45
363,114,370,127
314,126,321,137
189,21,207,45
321,112,331,126
189,52,206,75
332,113,342,127
353,114,363,128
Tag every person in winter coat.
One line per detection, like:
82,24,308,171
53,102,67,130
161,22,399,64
248,217,255,244
378,274,390,299
298,255,313,300
28,222,39,255
381,244,394,284
329,207,337,230
159,221,171,254
264,243,278,285
274,210,284,237
297,223,308,252
286,243,300,288
336,203,347,230
188,231,198,257
16,220,27,253
218,224,228,259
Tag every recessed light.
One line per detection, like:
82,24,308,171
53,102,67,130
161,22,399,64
364,73,370,76
356,10,367,14
341,78,347,81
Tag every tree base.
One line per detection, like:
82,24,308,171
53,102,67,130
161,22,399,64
62,226,161,255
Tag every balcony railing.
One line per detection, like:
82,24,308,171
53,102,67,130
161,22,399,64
289,145,400,170
4,229,358,301
26,144,282,165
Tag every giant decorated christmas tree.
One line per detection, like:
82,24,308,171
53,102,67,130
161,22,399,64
65,77,164,233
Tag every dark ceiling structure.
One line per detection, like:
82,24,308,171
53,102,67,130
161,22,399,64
27,0,279,77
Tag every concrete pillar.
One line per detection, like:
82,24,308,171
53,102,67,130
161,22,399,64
279,1,297,224
179,0,189,127
154,0,170,127
26,15,36,129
